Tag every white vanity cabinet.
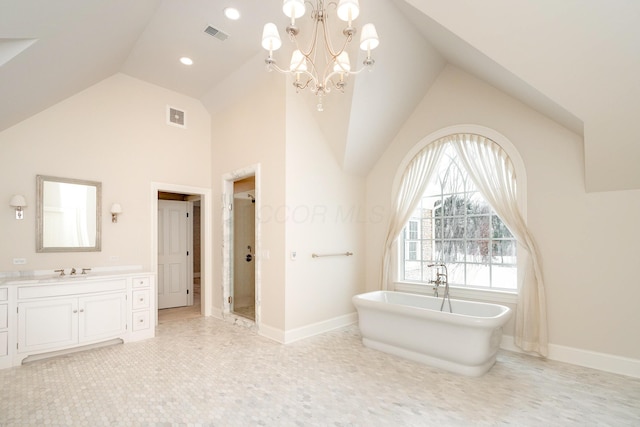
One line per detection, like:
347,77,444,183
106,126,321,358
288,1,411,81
0,271,156,369
0,287,9,368
129,275,154,340
17,290,126,354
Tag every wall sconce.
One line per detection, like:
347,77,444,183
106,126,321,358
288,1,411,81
110,203,122,223
10,195,27,219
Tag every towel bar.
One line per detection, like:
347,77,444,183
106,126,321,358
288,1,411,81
311,252,353,258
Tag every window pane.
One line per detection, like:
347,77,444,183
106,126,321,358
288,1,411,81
409,221,418,240
466,240,489,263
468,192,491,215
437,240,465,263
466,263,490,288
467,215,490,239
420,218,434,240
420,195,441,214
441,159,465,194
491,240,517,264
447,263,465,285
422,239,435,262
442,217,465,239
492,215,513,239
408,242,417,260
491,265,517,289
435,194,467,217
404,261,421,281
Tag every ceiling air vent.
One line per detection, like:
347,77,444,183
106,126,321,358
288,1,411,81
204,25,229,41
167,106,186,128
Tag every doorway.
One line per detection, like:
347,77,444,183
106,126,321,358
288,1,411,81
222,164,261,328
151,183,212,324
232,179,255,320
157,196,191,310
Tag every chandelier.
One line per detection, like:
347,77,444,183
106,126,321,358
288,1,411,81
261,0,379,111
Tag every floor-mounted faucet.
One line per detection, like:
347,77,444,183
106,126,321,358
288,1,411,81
428,263,452,313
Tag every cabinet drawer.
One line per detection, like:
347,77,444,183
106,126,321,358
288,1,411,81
0,304,7,329
132,277,149,288
132,311,150,331
0,331,7,357
18,279,127,299
132,290,150,310
0,288,7,301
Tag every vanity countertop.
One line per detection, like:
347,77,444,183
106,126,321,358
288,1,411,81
0,267,151,286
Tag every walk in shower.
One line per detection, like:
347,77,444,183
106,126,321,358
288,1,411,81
232,182,255,320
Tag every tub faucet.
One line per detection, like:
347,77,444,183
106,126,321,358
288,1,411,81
428,263,452,313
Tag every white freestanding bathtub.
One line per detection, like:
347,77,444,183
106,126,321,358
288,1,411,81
352,291,512,376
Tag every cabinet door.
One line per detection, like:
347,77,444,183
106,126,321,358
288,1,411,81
78,293,126,343
18,298,78,353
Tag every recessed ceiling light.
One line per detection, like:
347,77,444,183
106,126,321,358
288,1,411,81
180,57,193,66
224,7,240,20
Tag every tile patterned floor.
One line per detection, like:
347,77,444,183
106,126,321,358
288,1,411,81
158,295,201,324
1,316,639,426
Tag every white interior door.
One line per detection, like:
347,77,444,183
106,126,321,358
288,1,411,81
158,200,189,309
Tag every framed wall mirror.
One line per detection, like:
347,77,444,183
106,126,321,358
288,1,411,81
36,175,102,252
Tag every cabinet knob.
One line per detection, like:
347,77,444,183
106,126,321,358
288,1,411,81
73,310,78,313
139,298,144,302
79,309,84,313
139,319,144,323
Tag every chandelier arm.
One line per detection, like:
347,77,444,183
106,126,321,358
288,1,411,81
344,61,375,75
320,6,352,58
298,69,320,90
266,61,290,75
293,3,321,58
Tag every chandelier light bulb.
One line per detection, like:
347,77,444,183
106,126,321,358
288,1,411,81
262,23,282,51
360,23,379,51
290,50,308,72
283,0,306,24
337,0,360,23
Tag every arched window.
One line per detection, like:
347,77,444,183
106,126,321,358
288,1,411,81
400,144,517,290
382,125,548,356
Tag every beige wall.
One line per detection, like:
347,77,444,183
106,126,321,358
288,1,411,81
0,73,211,273
284,88,366,330
366,65,640,360
210,76,287,331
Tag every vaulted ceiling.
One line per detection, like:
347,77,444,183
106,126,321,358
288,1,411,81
1,0,638,191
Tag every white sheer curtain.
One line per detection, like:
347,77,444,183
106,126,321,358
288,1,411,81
449,134,548,356
381,139,446,289
382,133,548,357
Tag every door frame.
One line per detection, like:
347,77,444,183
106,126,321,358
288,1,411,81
151,183,212,319
222,164,261,329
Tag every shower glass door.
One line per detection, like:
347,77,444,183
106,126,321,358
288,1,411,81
232,187,255,320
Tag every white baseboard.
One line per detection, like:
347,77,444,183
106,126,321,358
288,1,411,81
283,312,358,344
501,335,640,379
258,313,358,345
258,323,285,344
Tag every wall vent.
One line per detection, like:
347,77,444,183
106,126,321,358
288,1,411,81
204,25,229,41
167,106,186,128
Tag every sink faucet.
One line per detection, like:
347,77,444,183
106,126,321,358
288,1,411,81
54,269,65,277
428,263,452,312
70,267,76,275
